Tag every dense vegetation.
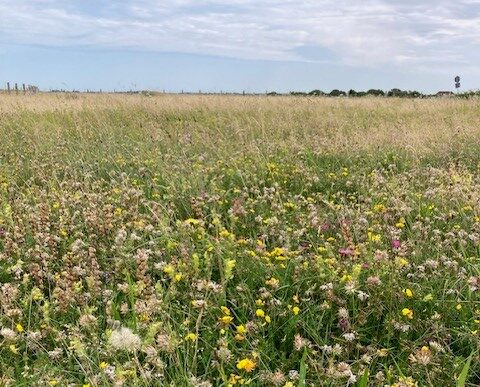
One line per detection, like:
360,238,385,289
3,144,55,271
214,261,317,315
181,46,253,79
0,94,480,386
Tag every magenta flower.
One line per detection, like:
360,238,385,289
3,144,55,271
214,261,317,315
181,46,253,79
392,239,401,249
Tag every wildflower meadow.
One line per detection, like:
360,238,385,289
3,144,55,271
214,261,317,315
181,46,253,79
1,93,480,386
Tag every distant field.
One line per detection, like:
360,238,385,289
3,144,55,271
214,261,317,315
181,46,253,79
1,94,480,386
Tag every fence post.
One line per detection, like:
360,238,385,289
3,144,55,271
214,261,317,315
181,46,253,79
15,83,18,94
6,82,10,93
22,84,26,94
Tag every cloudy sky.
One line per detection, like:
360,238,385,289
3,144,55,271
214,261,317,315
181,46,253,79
1,0,479,92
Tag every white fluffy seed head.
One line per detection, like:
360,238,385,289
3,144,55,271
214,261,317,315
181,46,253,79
108,327,141,352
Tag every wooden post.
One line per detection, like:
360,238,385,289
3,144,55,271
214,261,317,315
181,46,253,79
15,83,18,93
22,84,26,94
6,82,10,93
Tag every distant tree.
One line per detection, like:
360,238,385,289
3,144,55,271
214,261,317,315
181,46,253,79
348,89,357,97
408,90,422,98
308,89,325,96
329,89,347,97
366,89,385,96
290,91,307,96
267,91,279,96
387,88,424,98
387,88,404,97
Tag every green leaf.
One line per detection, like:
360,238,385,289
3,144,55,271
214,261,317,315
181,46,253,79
457,352,474,387
357,369,369,387
299,348,307,387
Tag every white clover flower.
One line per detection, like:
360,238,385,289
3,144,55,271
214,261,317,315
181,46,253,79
0,328,16,340
357,291,369,301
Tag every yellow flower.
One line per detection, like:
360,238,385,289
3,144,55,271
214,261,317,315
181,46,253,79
31,286,43,301
163,264,174,275
292,306,300,315
265,315,271,323
340,274,353,283
236,358,256,373
228,373,244,385
99,361,108,369
9,344,19,354
256,309,265,318
377,348,389,357
48,381,58,387
185,218,200,225
236,325,247,334
265,277,279,287
402,308,413,319
403,288,413,298
423,294,433,302
456,304,462,311
235,334,245,341
219,316,234,325
221,306,231,315
219,229,233,238
16,323,24,333
283,382,294,387
373,204,386,213
174,273,182,282
185,332,197,342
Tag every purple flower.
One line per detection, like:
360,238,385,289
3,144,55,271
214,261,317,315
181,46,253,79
392,239,401,249
339,247,354,257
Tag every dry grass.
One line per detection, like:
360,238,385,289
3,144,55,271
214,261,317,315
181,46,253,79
1,93,479,158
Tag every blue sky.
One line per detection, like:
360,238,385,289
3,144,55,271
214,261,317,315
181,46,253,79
1,0,479,93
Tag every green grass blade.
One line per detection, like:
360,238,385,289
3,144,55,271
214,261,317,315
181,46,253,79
357,369,369,387
457,352,474,387
299,348,307,387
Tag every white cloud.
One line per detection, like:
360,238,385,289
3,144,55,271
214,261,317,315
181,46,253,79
1,0,479,71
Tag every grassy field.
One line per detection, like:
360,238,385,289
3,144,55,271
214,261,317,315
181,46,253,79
1,93,480,386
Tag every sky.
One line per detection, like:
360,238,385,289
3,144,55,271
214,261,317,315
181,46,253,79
1,0,479,93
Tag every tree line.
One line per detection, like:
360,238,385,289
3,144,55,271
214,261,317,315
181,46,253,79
266,89,480,98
